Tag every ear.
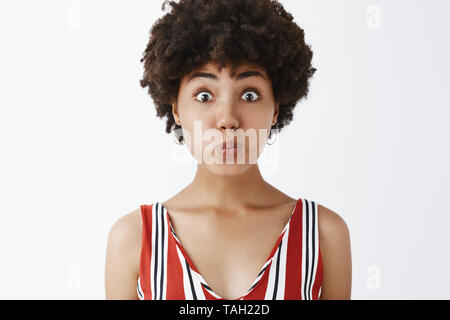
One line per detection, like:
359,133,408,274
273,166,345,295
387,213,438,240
172,101,180,126
273,102,279,124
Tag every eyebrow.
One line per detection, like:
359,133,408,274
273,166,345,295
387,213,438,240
187,70,266,82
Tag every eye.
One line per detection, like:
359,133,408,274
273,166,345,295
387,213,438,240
194,90,213,103
241,90,260,102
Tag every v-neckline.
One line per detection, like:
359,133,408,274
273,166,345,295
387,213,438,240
160,198,300,300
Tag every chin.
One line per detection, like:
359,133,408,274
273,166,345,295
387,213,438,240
207,163,253,176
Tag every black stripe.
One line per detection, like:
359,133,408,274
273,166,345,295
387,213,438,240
248,282,258,292
257,264,269,277
248,268,267,292
185,260,197,300
159,206,165,300
153,203,159,299
304,199,310,300
137,282,142,299
272,240,283,300
307,202,316,300
138,282,144,299
201,283,213,291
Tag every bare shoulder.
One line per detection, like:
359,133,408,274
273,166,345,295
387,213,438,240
106,208,142,269
317,203,352,299
317,204,350,240
108,208,142,246
105,208,142,299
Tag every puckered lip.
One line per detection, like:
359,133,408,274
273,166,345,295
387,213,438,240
215,139,242,152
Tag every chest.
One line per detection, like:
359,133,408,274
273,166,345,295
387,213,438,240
167,207,291,299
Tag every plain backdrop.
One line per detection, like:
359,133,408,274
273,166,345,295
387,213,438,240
0,0,449,299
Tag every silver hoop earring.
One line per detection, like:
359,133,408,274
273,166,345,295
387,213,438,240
267,123,279,145
172,127,184,145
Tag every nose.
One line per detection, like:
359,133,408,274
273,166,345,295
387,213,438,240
216,97,240,132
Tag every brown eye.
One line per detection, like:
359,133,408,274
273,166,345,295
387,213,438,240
241,90,259,102
195,91,213,102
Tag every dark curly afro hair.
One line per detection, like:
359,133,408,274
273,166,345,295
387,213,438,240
140,0,316,144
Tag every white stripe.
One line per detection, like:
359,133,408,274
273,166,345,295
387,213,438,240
263,227,290,300
307,199,313,300
175,245,193,300
137,276,144,300
150,203,157,299
307,199,315,300
161,205,169,299
275,224,290,299
301,199,307,300
309,201,319,300
189,269,207,300
156,203,163,299
264,254,277,299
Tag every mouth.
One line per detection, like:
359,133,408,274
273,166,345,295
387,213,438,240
215,139,242,156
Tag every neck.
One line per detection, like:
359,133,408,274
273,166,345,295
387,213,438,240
185,164,273,209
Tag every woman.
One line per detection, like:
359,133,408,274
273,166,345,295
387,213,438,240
105,0,351,300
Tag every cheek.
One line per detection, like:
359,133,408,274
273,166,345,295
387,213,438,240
179,103,202,131
242,107,274,152
178,107,215,157
243,105,274,131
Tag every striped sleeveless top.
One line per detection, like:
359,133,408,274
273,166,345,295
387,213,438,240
137,198,323,300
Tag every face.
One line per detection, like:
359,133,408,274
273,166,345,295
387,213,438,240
171,61,279,176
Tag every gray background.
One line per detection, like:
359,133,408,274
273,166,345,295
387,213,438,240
0,0,449,299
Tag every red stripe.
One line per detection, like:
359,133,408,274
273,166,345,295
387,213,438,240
284,199,303,299
166,218,186,299
139,204,152,299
